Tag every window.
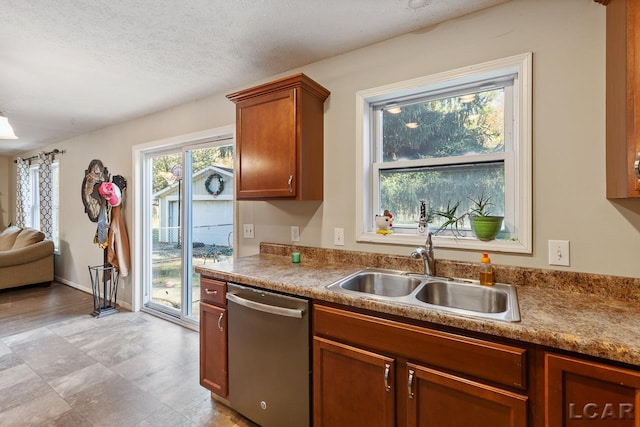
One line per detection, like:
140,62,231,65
356,53,532,253
27,165,39,230
25,161,60,252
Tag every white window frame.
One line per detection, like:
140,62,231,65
28,165,39,230
132,125,236,314
355,53,532,253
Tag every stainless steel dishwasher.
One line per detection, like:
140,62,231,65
226,283,310,427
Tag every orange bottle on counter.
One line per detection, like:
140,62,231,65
479,252,493,286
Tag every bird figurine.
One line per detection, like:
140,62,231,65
375,210,394,235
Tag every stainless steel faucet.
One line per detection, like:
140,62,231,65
411,232,435,276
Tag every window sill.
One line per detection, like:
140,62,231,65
357,231,531,254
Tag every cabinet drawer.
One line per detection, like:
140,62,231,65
200,278,226,306
314,304,526,391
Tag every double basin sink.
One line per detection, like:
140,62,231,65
326,268,520,322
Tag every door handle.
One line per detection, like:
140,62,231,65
217,312,224,332
288,175,294,193
384,363,391,392
408,369,415,399
227,293,304,318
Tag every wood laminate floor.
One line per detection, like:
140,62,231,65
0,283,255,426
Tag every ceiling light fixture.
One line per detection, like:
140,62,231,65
387,107,402,114
0,112,18,139
405,122,419,129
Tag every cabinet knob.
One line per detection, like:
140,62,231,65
384,363,391,392
408,369,415,399
634,152,640,181
288,175,294,193
205,289,218,295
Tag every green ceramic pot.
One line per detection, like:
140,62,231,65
469,216,504,241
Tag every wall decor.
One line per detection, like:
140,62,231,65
81,159,109,223
205,172,225,197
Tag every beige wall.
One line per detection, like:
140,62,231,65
0,155,9,229
9,0,640,307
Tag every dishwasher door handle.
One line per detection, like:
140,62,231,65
227,293,304,319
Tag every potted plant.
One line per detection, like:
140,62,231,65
427,200,465,236
468,193,504,241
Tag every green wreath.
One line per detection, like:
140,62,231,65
204,173,224,196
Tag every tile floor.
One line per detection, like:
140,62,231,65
0,306,255,426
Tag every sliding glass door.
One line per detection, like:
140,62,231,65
143,139,234,324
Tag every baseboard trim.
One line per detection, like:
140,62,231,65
54,276,134,312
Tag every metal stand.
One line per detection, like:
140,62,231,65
89,264,119,317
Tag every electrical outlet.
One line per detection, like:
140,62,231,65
243,224,255,239
334,228,345,246
548,240,570,266
291,226,300,242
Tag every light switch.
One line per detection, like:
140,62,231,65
243,224,255,239
291,226,300,242
548,240,570,266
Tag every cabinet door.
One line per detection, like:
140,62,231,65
199,302,228,397
235,88,297,199
313,336,395,427
605,0,640,198
546,353,640,426
406,362,527,427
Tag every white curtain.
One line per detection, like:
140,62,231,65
15,157,30,228
38,152,54,240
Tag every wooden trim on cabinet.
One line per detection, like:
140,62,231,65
227,73,329,103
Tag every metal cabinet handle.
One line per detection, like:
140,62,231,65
288,175,294,193
204,289,218,295
408,369,415,399
384,363,391,392
227,293,304,318
634,152,640,180
217,312,224,332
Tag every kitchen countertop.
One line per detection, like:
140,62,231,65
196,252,640,367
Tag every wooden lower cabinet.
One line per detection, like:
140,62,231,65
545,353,640,426
200,302,228,397
313,304,529,427
313,336,395,427
407,363,527,427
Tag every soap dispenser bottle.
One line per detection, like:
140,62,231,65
479,252,493,286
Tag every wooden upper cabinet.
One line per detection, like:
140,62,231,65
227,74,330,200
602,0,640,198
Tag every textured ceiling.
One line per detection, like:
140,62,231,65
0,0,509,156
